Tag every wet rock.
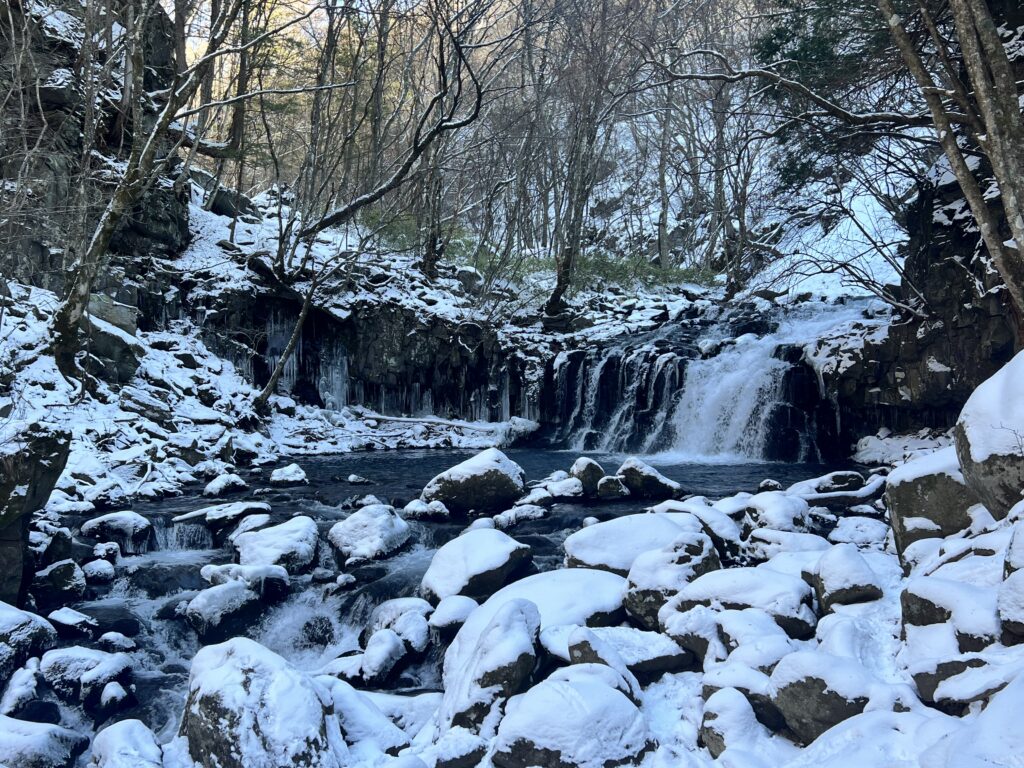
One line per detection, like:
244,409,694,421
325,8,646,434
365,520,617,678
180,638,340,768
421,529,531,603
30,559,86,611
596,476,630,500
80,511,155,555
615,458,681,500
439,599,540,731
421,448,526,516
569,457,605,497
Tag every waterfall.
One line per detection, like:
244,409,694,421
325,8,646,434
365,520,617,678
545,300,878,461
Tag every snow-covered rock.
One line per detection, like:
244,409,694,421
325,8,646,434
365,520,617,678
699,686,776,759
902,576,999,652
363,597,434,653
83,558,115,584
89,719,163,768
596,476,630,499
185,581,263,644
564,513,689,576
492,676,651,768
444,569,626,686
233,515,319,573
47,607,98,640
172,500,272,534
80,511,155,554
615,458,680,500
421,448,526,516
429,595,479,635
328,504,411,566
769,650,875,744
0,714,88,768
569,625,691,682
202,472,247,497
269,462,308,486
30,559,85,610
439,598,540,731
885,446,977,556
998,569,1024,640
954,350,1024,518
421,529,531,603
39,646,133,710
812,543,883,612
660,566,817,640
319,678,409,756
401,498,450,520
624,531,720,629
0,601,56,687
493,504,548,529
569,457,605,496
179,638,341,768
741,491,810,531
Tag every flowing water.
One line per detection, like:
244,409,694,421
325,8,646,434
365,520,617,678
66,449,846,740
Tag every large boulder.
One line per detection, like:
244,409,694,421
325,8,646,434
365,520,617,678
232,515,318,573
615,458,681,500
885,447,977,556
39,646,133,711
179,638,341,768
328,505,410,567
812,543,884,613
769,651,873,744
954,351,1024,518
30,559,86,611
569,458,605,497
80,511,156,555
0,714,88,768
0,601,57,687
492,677,652,768
0,426,71,605
89,719,163,768
422,449,526,516
421,529,531,603
563,513,692,576
439,598,540,732
624,530,720,629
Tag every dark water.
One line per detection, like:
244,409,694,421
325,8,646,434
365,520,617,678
76,449,850,740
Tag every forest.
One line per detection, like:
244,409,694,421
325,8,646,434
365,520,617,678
1,0,1024,766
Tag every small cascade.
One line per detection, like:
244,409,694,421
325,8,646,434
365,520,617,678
153,518,215,551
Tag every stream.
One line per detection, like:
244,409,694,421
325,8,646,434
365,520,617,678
63,449,850,742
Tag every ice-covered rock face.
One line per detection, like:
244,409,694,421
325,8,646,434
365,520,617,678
954,350,1024,519
421,528,531,603
179,638,342,768
421,448,526,516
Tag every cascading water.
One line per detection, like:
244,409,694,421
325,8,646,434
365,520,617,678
545,300,879,461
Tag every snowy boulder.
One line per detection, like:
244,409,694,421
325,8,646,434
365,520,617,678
568,625,690,683
741,492,810,532
615,458,680,500
429,596,479,636
200,563,290,601
885,447,977,556
661,567,816,640
324,628,408,687
439,598,540,731
0,715,88,768
492,677,652,768
954,351,1024,518
180,638,340,768
269,463,308,486
47,607,99,640
80,511,155,555
363,598,433,653
569,457,605,497
699,686,772,759
998,569,1024,641
596,476,630,499
40,646,133,711
901,576,999,652
421,529,531,603
444,569,627,685
422,449,526,516
185,581,263,644
493,504,547,529
30,560,85,611
0,602,56,687
828,516,890,549
564,513,689,576
202,473,247,497
233,515,319,573
328,505,411,566
89,719,162,768
624,531,720,629
812,543,884,612
319,678,409,756
402,499,450,521
83,559,115,584
769,651,873,744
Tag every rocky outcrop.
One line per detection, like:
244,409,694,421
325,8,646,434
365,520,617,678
0,426,71,605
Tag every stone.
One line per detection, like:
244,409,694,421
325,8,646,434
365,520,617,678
812,543,884,612
421,529,531,603
0,715,88,768
39,646,133,711
615,457,681,500
769,651,872,744
596,476,630,499
569,457,605,496
421,449,526,516
89,719,163,768
0,602,57,688
80,511,156,555
30,559,85,611
884,447,977,557
624,531,720,630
